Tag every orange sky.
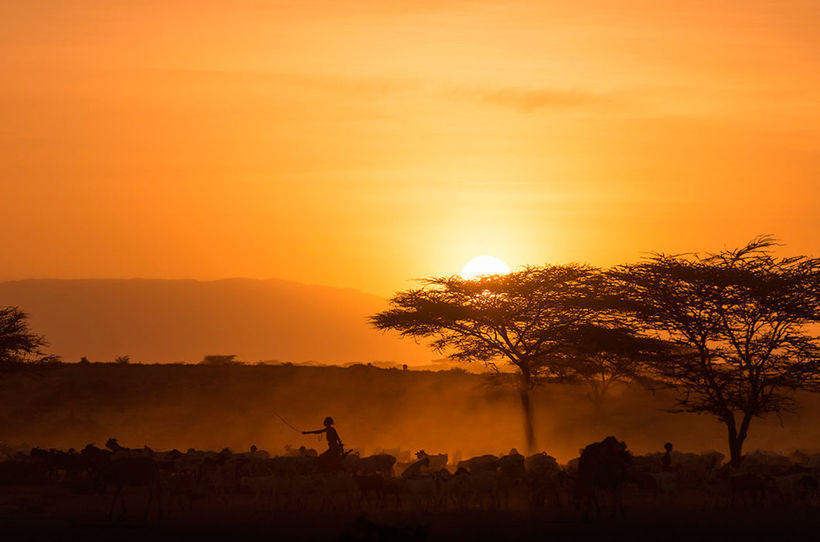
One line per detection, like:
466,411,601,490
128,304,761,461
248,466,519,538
1,1,818,296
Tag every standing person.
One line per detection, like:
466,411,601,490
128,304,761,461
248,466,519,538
302,417,345,469
661,442,673,472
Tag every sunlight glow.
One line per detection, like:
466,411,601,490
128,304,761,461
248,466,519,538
460,256,511,280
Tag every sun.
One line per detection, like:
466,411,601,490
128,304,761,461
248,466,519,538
460,255,511,280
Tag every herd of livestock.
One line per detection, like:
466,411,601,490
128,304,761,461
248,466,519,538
1,436,819,522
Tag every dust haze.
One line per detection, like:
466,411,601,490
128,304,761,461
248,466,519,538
3,363,819,463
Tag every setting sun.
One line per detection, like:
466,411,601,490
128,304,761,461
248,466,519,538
460,256,511,280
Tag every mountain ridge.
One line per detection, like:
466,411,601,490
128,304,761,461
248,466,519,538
0,277,432,365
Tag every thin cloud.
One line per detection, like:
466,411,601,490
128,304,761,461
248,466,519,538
453,86,619,112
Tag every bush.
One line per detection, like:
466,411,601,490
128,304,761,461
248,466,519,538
201,354,237,365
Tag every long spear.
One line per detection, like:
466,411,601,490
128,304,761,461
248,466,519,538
272,411,303,434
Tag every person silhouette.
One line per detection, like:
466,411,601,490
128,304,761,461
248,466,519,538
302,416,345,468
662,442,673,471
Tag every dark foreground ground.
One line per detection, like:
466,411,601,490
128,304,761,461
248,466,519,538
2,486,818,542
4,512,819,542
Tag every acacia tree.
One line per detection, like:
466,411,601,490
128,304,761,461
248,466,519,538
0,306,48,364
370,265,604,453
614,237,820,465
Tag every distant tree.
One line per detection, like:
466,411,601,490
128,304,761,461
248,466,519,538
555,324,671,421
370,265,605,453
614,237,820,465
201,354,237,365
79,356,90,364
115,355,131,365
0,306,48,365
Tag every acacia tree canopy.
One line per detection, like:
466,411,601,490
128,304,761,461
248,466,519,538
370,264,609,452
371,265,606,378
613,237,820,465
0,306,48,364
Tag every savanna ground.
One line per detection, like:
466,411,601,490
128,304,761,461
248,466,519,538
3,363,820,460
2,363,820,540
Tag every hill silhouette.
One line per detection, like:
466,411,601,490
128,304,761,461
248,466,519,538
0,278,432,364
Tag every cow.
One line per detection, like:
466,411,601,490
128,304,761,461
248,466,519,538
574,436,632,520
346,453,397,479
525,452,562,508
415,450,448,471
457,454,500,473
102,456,163,521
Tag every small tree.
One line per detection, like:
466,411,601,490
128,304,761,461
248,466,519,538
0,306,48,364
555,324,671,421
115,355,131,365
370,265,604,453
614,237,820,465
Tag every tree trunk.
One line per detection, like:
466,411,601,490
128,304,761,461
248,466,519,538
588,381,608,425
519,386,537,454
726,412,753,467
728,431,743,467
591,393,604,425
